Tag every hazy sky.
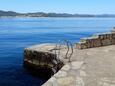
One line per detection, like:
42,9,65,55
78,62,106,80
0,0,115,14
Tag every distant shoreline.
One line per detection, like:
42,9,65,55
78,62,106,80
1,10,115,18
1,16,115,18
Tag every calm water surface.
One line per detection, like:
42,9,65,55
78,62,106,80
0,18,115,86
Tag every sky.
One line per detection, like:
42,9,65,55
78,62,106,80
0,0,115,14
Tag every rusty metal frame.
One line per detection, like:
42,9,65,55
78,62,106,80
54,39,74,62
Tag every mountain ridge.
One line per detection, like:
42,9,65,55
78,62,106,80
0,10,115,17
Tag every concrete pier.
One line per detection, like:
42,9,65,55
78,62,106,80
43,45,115,86
24,28,115,86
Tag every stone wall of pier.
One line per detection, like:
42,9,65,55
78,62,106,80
24,48,64,78
76,31,115,49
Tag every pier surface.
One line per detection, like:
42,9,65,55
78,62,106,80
43,45,115,86
24,29,115,86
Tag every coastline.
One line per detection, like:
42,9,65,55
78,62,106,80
1,16,115,19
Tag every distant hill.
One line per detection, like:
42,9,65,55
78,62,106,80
0,10,20,16
0,10,115,18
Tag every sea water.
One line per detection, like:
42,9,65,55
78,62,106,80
0,17,115,86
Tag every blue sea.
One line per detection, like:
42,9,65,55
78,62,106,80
0,17,115,86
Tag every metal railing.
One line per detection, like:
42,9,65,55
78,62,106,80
54,39,74,62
